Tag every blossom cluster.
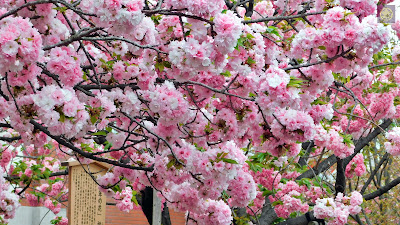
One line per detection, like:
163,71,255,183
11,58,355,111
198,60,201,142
32,85,89,138
145,81,191,126
345,153,366,178
339,0,377,18
115,187,135,212
15,157,66,215
384,127,400,156
0,168,20,223
314,191,363,225
214,11,244,54
168,39,214,79
314,126,355,159
270,108,316,142
0,13,43,86
153,141,256,223
163,0,224,17
81,0,144,36
46,47,83,87
291,7,389,70
25,182,66,214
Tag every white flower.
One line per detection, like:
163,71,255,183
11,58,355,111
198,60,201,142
33,94,56,111
273,156,287,167
134,28,146,40
202,58,211,67
61,89,73,102
164,80,175,90
2,41,19,56
169,98,179,110
5,205,13,212
268,73,285,88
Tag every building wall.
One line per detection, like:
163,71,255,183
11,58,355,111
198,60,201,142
8,206,67,225
9,201,186,225
105,205,186,225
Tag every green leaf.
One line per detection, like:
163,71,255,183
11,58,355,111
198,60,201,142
90,116,97,124
33,191,46,199
297,178,311,188
272,200,283,206
167,159,175,169
92,130,108,136
246,57,256,65
53,6,67,13
220,70,232,77
50,216,62,224
155,62,164,72
132,191,139,205
163,61,172,69
262,189,274,197
265,26,281,38
246,33,255,39
243,16,251,21
280,178,289,184
83,72,88,81
105,126,113,132
341,133,354,147
221,158,238,164
44,143,53,150
151,15,163,25
287,76,306,88
104,141,112,150
184,31,191,37
235,35,247,50
59,113,66,123
41,169,52,179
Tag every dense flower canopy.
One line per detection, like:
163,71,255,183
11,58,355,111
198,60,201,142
0,0,400,224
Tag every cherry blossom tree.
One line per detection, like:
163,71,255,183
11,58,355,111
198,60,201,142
0,0,400,224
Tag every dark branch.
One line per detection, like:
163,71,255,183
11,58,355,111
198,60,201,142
335,157,346,195
364,176,400,200
369,61,400,69
43,27,102,51
297,119,392,180
77,83,140,91
245,0,254,17
29,119,154,171
242,11,325,24
0,136,21,142
0,123,12,128
360,153,389,194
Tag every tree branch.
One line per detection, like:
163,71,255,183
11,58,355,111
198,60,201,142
0,136,21,142
335,157,346,194
242,11,325,24
29,119,154,171
360,153,389,194
364,176,400,200
43,27,102,51
297,119,392,180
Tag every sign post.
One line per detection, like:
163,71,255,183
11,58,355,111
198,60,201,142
61,161,110,225
152,190,162,225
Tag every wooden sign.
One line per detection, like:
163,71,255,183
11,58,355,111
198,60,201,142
62,161,110,225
